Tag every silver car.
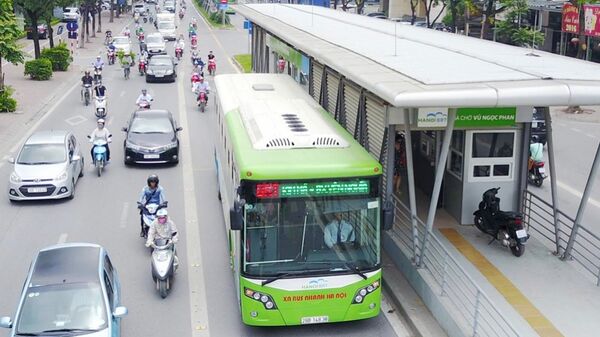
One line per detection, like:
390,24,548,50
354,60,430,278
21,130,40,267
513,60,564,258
0,243,128,337
111,36,131,54
8,130,84,201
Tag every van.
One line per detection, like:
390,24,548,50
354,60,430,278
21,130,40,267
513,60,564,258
156,13,176,40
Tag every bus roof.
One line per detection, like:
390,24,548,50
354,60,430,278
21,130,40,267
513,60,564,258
215,74,382,180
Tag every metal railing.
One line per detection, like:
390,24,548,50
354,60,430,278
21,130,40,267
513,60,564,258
522,190,600,285
389,196,520,337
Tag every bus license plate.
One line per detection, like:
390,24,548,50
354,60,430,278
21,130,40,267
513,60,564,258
27,187,47,193
144,154,160,159
301,316,329,324
516,229,528,239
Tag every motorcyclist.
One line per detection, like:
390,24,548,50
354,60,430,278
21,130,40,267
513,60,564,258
92,55,105,70
188,23,196,38
529,135,544,170
194,76,210,104
134,11,140,23
135,24,144,37
104,30,113,45
123,25,131,37
191,17,197,29
88,119,111,162
175,37,185,53
207,51,215,61
145,209,179,268
191,52,204,71
138,174,167,237
136,88,154,108
93,80,107,98
81,70,94,99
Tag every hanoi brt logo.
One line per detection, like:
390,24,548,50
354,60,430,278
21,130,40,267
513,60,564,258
302,278,328,289
417,108,449,127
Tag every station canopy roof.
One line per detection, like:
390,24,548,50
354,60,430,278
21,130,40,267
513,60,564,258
236,4,600,108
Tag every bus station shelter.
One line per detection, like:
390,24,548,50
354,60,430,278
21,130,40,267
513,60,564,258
236,4,600,336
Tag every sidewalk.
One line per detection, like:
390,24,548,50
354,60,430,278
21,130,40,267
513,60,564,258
0,12,131,159
550,105,600,123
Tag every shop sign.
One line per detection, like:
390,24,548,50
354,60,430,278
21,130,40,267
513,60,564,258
562,3,580,33
455,107,516,127
267,35,302,69
584,5,600,37
417,108,448,127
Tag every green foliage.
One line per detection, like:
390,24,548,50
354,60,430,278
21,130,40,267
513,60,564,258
24,58,52,80
234,54,251,73
0,0,25,66
40,43,72,71
209,11,230,25
495,0,544,47
0,86,17,112
116,50,136,66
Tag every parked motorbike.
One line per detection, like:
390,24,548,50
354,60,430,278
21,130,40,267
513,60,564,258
87,137,111,177
138,202,168,239
473,187,529,257
82,84,92,106
94,96,107,119
197,91,207,112
150,237,177,298
139,59,147,75
207,59,216,76
528,160,546,187
93,67,103,84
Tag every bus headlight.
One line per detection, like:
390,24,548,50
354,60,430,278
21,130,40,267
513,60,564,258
352,279,380,304
244,288,277,310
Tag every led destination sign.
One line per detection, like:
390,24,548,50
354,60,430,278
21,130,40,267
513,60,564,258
255,180,370,199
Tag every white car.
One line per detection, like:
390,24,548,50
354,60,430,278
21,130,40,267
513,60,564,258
62,7,80,22
112,35,131,53
146,33,166,55
157,21,176,41
133,3,147,15
8,130,84,201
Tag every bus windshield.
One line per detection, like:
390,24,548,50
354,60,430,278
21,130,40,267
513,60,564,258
243,196,380,277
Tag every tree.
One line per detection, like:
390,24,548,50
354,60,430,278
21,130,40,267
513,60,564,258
96,0,103,33
495,0,544,46
14,0,54,58
0,0,24,91
409,0,419,24
422,0,448,27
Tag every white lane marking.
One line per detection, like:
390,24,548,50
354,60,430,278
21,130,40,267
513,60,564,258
120,202,129,228
380,293,411,337
65,115,88,126
571,128,582,133
57,233,68,244
585,133,598,139
177,64,210,335
0,80,81,171
557,180,600,210
120,90,125,97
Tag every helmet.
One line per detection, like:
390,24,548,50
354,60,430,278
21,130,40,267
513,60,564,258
142,88,147,93
157,208,168,224
147,174,159,186
531,135,539,143
96,55,101,59
97,118,105,125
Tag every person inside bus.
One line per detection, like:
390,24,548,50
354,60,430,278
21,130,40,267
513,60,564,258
324,212,355,248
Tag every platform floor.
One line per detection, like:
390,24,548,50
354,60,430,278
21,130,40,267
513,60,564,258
395,188,600,337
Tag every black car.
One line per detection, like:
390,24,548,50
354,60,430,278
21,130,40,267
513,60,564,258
531,106,548,145
146,55,177,83
122,109,182,164
25,24,48,39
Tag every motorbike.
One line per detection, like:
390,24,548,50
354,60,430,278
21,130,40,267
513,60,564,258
124,30,131,38
191,36,197,50
149,16,154,24
138,202,168,239
82,84,92,106
138,32,145,42
528,159,546,187
175,47,183,60
473,187,529,257
93,67,103,84
88,137,111,177
107,50,116,65
197,91,207,112
179,11,184,19
150,237,177,299
137,99,152,110
139,59,147,75
95,96,107,119
207,59,216,76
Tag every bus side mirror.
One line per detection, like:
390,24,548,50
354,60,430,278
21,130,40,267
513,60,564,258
230,200,244,231
382,201,394,231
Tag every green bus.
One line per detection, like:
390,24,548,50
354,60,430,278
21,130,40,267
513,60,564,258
213,74,382,326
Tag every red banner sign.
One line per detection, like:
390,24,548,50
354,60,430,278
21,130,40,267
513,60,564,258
584,5,600,37
562,3,580,33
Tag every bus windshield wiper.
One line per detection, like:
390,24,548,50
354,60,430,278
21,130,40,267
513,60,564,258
344,262,368,280
261,268,332,286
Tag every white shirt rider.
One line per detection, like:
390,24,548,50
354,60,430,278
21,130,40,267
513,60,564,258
136,92,153,105
89,126,111,143
175,39,185,51
193,80,210,94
